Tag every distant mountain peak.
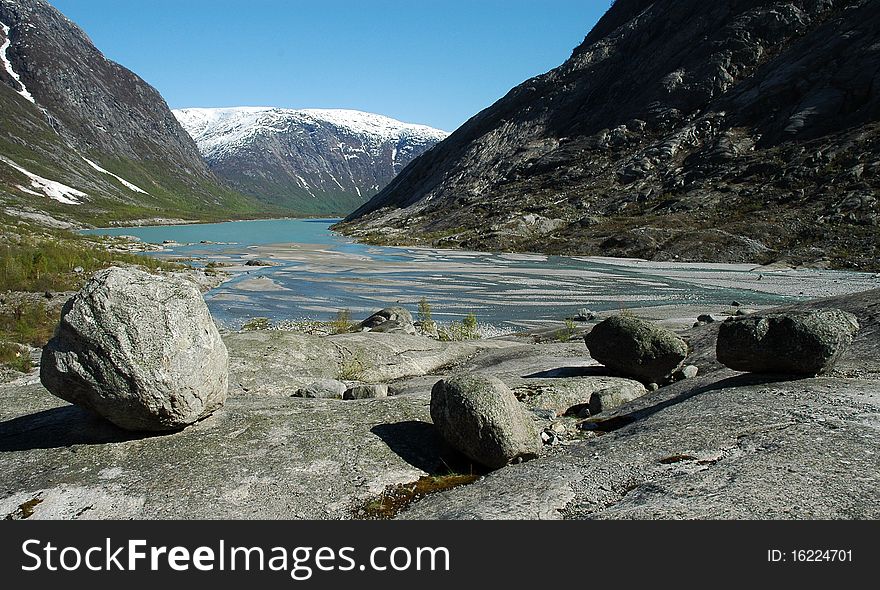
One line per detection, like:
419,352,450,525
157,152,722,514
173,106,449,215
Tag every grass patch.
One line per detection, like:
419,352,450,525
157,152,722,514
242,317,271,331
0,341,32,373
0,231,181,293
0,300,56,347
337,350,370,380
438,312,480,341
356,474,481,520
329,309,353,334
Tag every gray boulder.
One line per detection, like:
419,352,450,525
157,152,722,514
294,379,347,399
431,374,541,470
343,384,389,400
717,309,859,375
584,315,688,383
359,307,416,335
40,267,228,431
589,386,647,415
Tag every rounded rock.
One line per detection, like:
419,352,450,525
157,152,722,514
343,384,389,400
430,374,541,470
716,309,859,375
584,315,688,383
40,267,229,431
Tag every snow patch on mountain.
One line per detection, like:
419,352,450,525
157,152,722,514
0,156,85,204
0,20,35,104
82,157,149,194
173,107,449,161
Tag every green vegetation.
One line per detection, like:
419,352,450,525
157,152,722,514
0,341,32,373
555,317,577,342
329,309,353,334
438,312,480,341
0,299,56,348
242,317,271,331
0,230,181,293
417,297,436,335
337,350,370,381
357,474,481,520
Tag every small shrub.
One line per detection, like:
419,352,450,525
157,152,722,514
0,300,56,347
330,309,353,334
438,313,481,342
555,318,577,342
0,341,31,373
338,350,370,380
417,297,436,335
242,317,270,331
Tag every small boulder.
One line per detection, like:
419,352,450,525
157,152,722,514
696,314,716,324
716,309,859,375
343,384,389,400
40,267,228,432
294,379,347,399
359,307,416,335
672,365,699,381
584,315,688,383
431,374,540,470
589,386,647,415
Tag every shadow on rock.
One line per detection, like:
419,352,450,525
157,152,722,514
370,421,486,476
0,405,157,451
523,366,612,379
582,373,802,433
370,421,444,474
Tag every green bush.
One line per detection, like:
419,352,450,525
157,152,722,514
0,300,56,347
438,313,481,342
417,297,436,334
0,237,180,292
330,309,353,334
0,341,32,373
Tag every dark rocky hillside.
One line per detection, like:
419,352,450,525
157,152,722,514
0,0,268,226
338,0,880,270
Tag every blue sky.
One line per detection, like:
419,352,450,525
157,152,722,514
51,0,612,132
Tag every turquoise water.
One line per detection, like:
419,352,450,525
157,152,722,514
83,219,809,330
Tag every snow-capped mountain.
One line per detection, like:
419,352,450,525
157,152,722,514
174,107,449,215
0,0,263,225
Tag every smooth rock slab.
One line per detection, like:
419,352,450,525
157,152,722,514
584,315,688,383
40,267,228,431
431,374,541,470
716,309,860,375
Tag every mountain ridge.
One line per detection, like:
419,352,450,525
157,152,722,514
0,0,270,228
338,0,880,271
174,106,449,215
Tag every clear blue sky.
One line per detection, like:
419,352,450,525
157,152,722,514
50,0,612,132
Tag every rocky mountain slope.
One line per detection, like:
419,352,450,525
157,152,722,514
174,107,448,215
338,0,880,270
0,0,267,227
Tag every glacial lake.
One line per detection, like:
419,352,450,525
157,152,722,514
82,218,872,331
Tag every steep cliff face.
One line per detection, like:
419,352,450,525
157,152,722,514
175,107,448,215
0,0,265,226
339,0,880,270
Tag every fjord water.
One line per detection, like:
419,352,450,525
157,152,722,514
83,219,806,330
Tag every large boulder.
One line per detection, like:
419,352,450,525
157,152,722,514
359,307,416,335
430,374,541,470
716,309,860,375
584,315,688,383
40,267,228,431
